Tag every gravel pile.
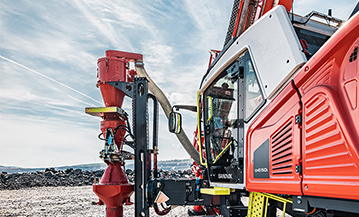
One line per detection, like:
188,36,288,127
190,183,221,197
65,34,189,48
0,168,195,190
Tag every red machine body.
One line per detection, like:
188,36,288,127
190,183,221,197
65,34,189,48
97,50,140,145
93,162,134,216
93,50,143,217
246,12,359,201
97,50,140,108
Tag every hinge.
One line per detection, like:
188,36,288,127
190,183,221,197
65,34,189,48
205,125,210,135
296,165,302,173
295,114,302,124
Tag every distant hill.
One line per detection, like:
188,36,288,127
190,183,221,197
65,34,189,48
0,159,193,174
0,163,108,174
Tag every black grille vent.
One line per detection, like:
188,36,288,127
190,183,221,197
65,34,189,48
224,0,241,47
349,46,358,62
271,121,294,175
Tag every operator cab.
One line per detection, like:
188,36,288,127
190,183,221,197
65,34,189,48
169,5,345,190
202,51,265,186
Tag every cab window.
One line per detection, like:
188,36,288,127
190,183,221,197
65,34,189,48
244,56,264,121
203,51,263,163
204,67,238,164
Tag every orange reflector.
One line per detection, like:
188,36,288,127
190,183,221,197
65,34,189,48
155,191,170,203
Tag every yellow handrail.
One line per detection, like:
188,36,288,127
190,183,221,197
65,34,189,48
197,91,207,166
213,141,232,164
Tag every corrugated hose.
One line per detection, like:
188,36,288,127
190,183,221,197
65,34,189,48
135,60,201,165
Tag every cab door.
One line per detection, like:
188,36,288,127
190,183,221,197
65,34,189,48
203,54,245,186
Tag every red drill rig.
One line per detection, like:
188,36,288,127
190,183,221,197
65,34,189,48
86,0,359,216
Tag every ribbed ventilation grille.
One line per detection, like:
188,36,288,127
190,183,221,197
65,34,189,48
304,93,354,175
271,120,294,175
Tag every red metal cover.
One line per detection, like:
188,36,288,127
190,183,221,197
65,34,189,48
247,12,359,200
293,12,359,200
246,82,302,196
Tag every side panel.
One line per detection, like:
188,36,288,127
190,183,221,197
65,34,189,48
200,6,306,99
294,13,359,200
246,82,302,195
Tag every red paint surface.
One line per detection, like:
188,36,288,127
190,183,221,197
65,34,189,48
247,12,359,200
93,163,134,217
246,82,302,196
94,50,142,216
294,12,359,200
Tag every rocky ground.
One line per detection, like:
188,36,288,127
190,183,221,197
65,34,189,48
0,168,194,190
0,169,196,216
0,186,290,217
0,186,191,216
0,169,289,216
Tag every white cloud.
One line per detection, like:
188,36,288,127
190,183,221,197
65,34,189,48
171,143,181,148
72,0,125,49
183,1,232,50
140,40,174,83
0,55,102,105
0,114,102,168
168,92,194,105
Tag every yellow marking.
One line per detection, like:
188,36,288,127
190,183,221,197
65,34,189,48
213,141,232,164
197,91,207,167
247,192,292,217
176,113,181,134
85,107,124,117
206,96,213,124
200,187,231,195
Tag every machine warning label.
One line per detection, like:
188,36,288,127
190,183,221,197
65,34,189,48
253,139,270,178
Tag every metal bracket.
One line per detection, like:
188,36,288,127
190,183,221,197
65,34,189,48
205,125,211,135
108,81,134,98
296,165,302,174
295,115,302,124
133,78,150,217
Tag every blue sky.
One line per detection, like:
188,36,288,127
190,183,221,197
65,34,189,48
0,0,356,168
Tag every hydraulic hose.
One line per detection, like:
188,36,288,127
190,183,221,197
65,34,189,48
235,0,251,37
135,60,201,165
